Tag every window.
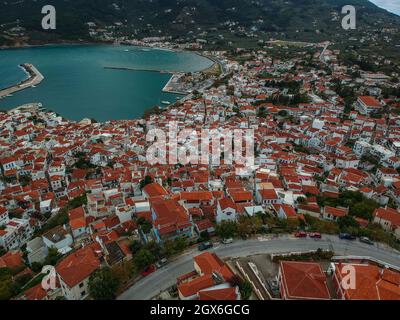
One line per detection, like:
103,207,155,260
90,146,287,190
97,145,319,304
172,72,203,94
79,282,84,288
81,291,86,297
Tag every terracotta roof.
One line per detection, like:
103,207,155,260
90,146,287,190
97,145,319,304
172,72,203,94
335,263,400,300
280,261,331,300
198,287,238,300
374,207,400,227
56,246,101,288
143,183,168,198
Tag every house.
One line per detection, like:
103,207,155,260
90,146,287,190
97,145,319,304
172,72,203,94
216,198,237,223
332,262,400,300
42,226,73,253
142,183,168,199
26,237,49,265
274,204,298,220
180,191,214,208
0,206,9,226
256,189,280,205
0,251,24,270
322,206,348,222
0,218,35,250
177,252,240,300
56,244,102,300
151,199,194,243
69,207,88,239
278,261,331,300
356,96,382,115
373,207,400,239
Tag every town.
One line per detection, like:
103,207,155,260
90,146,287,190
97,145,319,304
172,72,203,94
0,40,400,301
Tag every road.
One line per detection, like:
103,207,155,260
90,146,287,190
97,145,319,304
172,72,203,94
118,234,400,300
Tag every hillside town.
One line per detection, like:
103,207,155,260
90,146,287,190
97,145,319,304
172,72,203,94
1,42,400,301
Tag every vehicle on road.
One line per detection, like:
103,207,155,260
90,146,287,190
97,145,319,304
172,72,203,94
141,265,156,277
360,237,374,245
222,238,234,244
339,233,357,240
155,258,168,268
198,241,213,251
309,232,322,239
294,231,307,238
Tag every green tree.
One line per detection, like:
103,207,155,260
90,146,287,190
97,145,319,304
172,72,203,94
129,240,142,255
137,217,153,234
134,248,156,271
216,221,238,239
89,267,120,300
44,247,62,266
239,280,253,300
140,176,153,190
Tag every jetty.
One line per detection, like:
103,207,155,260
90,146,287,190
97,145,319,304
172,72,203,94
104,66,175,74
0,63,44,99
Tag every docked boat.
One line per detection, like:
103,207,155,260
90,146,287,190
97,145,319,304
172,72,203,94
161,100,171,105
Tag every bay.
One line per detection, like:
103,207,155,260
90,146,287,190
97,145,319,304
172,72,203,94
0,45,213,121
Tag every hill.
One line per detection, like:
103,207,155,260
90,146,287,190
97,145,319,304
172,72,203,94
0,0,399,48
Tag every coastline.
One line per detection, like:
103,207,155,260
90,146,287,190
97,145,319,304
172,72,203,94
0,63,44,99
0,41,218,122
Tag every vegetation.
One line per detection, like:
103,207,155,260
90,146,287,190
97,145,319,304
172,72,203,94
317,191,379,221
272,249,335,263
89,267,121,300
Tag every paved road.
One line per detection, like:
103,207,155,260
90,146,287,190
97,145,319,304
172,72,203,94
118,234,400,300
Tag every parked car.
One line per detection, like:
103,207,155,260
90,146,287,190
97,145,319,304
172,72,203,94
309,232,322,239
295,231,307,238
198,241,213,251
360,237,374,245
141,264,156,277
339,233,357,240
222,238,234,244
155,258,168,268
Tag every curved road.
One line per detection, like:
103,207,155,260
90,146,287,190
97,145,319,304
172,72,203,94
118,234,400,300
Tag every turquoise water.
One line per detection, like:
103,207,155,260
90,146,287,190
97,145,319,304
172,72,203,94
0,45,212,121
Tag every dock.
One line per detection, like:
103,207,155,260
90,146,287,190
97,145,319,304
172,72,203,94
0,63,44,99
104,66,175,74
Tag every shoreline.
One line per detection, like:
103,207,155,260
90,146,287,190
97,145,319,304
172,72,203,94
0,41,218,122
0,63,44,99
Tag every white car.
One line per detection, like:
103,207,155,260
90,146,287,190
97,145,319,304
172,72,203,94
222,238,234,244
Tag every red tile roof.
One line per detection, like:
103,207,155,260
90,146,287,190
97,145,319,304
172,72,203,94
56,246,101,288
335,263,400,300
280,261,331,300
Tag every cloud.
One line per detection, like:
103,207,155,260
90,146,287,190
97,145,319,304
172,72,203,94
369,0,400,15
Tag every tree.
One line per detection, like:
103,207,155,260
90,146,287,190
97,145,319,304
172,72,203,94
239,280,253,300
338,215,360,230
133,248,156,271
44,247,62,266
129,240,142,255
89,267,120,300
278,110,288,117
140,175,153,190
216,221,238,239
137,217,153,234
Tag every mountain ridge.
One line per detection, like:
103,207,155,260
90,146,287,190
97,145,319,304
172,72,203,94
0,0,399,47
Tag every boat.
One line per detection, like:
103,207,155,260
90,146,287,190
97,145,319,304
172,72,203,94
161,100,171,105
124,49,129,52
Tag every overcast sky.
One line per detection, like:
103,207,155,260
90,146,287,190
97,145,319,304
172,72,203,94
369,0,400,15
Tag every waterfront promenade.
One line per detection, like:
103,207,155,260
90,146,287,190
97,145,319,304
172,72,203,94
0,63,44,99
